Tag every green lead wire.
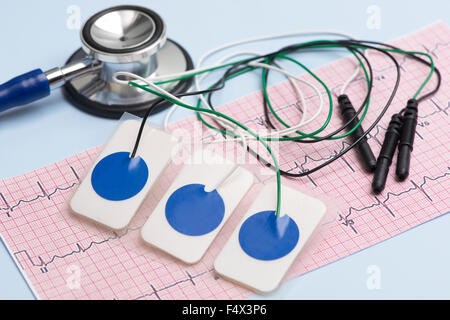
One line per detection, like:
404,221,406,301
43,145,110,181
262,45,370,141
129,42,435,220
150,43,434,104
129,81,283,217
195,46,369,142
150,43,433,142
261,53,333,139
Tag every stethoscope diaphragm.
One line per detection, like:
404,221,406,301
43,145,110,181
0,5,193,118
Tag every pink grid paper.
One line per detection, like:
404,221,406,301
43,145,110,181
0,22,449,300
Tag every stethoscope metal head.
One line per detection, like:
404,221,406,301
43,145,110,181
64,5,193,118
0,5,193,118
80,6,167,64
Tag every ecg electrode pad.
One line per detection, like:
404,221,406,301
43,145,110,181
214,183,326,293
70,120,178,230
141,150,254,264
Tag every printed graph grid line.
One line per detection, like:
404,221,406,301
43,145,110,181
0,22,449,300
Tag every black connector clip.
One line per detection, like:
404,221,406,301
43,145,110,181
372,113,403,193
396,99,418,181
338,94,377,172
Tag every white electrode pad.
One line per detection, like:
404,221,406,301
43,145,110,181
70,119,178,230
214,183,326,293
141,150,254,264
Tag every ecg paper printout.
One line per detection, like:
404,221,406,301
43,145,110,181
0,22,449,299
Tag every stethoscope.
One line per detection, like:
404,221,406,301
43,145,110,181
0,5,193,118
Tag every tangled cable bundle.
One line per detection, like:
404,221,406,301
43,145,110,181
113,32,441,217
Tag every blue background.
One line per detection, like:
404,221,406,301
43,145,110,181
0,0,448,299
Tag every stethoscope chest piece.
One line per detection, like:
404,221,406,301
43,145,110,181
64,5,193,118
0,5,193,118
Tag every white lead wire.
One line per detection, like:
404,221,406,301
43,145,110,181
115,30,363,191
115,71,249,192
199,60,325,144
161,30,361,132
203,127,248,192
193,30,360,113
166,50,316,134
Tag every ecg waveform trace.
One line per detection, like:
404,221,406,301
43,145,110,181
0,22,449,300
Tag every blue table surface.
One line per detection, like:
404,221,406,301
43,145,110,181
0,0,449,299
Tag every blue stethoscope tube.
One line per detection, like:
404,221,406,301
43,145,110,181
0,57,101,113
0,69,51,112
0,5,167,115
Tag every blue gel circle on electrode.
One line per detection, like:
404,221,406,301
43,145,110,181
239,210,299,261
91,151,149,201
165,183,225,236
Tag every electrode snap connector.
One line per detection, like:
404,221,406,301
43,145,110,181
396,99,419,181
372,113,403,194
338,94,377,172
